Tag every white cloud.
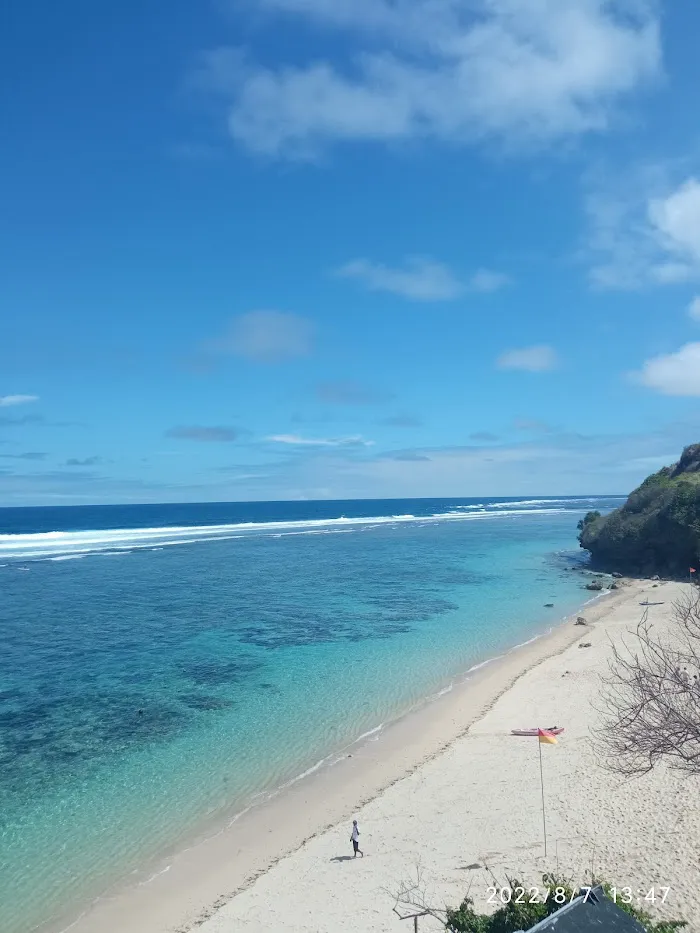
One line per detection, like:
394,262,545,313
468,269,509,293
205,311,313,362
336,257,464,300
588,173,700,289
267,433,374,447
689,296,700,321
301,427,690,499
648,178,700,270
0,395,39,407
614,453,678,472
316,381,394,405
204,0,660,157
381,413,423,428
496,345,558,372
513,418,554,433
335,258,508,300
633,342,700,396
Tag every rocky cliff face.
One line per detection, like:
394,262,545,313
579,444,700,576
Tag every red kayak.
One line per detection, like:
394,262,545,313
511,726,564,737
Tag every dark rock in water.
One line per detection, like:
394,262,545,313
544,603,554,608
179,657,262,686
179,693,233,711
257,682,281,694
585,581,604,591
612,572,623,579
578,443,700,576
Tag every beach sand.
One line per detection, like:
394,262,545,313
61,580,698,933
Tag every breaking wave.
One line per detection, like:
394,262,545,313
0,507,574,561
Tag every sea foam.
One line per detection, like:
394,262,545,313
0,507,569,561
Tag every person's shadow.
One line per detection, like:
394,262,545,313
330,855,355,862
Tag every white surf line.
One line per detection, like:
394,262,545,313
0,508,572,560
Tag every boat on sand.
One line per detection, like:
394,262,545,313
510,726,564,736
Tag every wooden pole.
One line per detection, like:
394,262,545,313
538,738,548,858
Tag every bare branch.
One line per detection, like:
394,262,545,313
388,863,449,927
595,589,700,777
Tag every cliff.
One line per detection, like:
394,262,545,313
578,443,700,576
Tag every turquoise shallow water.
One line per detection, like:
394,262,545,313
0,497,619,932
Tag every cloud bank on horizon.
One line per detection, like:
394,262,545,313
3,0,700,505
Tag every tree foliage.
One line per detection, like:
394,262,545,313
578,445,700,576
392,870,686,932
577,510,602,541
445,878,685,932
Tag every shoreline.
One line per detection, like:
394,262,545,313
52,580,648,933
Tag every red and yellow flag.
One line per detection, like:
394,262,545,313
538,728,558,745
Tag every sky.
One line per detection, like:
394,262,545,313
3,0,700,506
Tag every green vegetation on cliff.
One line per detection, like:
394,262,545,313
578,444,700,576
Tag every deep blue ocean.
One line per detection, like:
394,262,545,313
0,496,621,933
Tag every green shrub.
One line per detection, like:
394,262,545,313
577,445,700,575
576,510,602,543
444,876,686,932
598,883,686,932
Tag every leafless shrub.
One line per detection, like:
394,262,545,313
597,590,700,777
388,863,448,929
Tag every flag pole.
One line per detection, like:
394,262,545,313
538,737,548,858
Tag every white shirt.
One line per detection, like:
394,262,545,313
351,825,360,842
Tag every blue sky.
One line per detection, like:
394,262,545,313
3,0,700,505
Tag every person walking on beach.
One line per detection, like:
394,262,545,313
350,820,363,858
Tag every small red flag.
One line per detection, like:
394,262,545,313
691,568,697,574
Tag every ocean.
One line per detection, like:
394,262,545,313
0,496,621,933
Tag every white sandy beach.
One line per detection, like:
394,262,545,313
63,580,698,933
